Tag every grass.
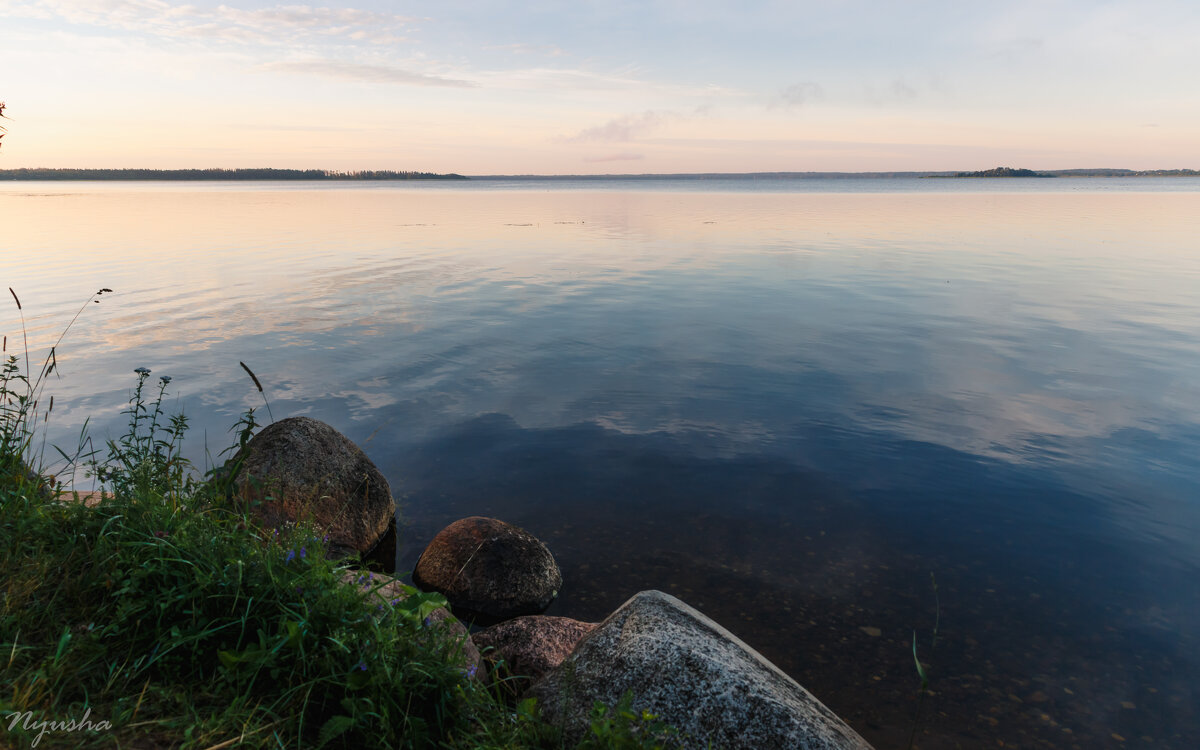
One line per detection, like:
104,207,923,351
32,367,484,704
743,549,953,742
0,292,682,749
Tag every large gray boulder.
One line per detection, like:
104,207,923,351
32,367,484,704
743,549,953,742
413,516,562,620
232,417,394,554
528,590,873,750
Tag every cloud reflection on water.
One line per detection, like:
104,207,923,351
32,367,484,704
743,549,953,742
5,181,1199,747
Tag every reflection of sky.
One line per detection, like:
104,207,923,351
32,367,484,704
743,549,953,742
5,184,1200,465
5,180,1198,746
1,183,1197,539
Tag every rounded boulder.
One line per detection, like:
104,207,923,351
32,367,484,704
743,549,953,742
413,516,562,620
474,615,596,687
232,416,394,554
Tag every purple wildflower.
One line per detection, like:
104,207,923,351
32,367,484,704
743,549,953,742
285,549,296,563
356,660,367,671
299,546,306,560
465,664,477,679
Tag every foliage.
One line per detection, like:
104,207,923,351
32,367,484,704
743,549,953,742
576,691,680,750
1,290,688,749
89,368,193,499
2,371,481,747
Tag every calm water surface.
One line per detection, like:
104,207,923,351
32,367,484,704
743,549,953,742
4,179,1199,748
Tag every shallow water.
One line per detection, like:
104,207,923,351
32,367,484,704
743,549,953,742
4,179,1199,748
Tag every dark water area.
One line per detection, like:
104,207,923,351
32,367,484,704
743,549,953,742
4,180,1199,748
388,414,1198,749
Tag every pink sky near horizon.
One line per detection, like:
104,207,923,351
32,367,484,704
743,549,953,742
1,0,1197,174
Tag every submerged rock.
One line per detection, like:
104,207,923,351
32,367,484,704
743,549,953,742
529,590,873,750
413,516,562,620
473,615,596,686
232,416,394,554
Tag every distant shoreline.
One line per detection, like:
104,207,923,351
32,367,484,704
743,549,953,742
1,167,1197,181
471,168,1199,180
0,168,468,181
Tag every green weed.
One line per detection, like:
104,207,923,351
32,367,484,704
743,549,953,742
906,572,940,750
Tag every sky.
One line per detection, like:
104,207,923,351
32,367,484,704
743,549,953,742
1,0,1198,174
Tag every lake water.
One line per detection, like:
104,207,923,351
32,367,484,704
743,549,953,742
3,178,1199,748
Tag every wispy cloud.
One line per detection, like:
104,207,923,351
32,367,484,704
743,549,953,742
259,60,477,88
771,81,823,110
568,111,674,143
563,106,718,143
987,36,1046,63
484,42,565,58
8,0,413,45
232,123,374,133
583,152,645,162
863,76,939,106
477,66,649,92
889,78,918,101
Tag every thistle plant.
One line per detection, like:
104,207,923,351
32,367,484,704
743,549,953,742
91,367,193,499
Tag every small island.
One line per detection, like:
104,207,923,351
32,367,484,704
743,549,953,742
946,167,1055,178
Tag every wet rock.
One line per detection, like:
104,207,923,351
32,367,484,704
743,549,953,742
413,516,562,620
232,416,394,554
528,590,874,750
340,570,484,680
473,615,596,686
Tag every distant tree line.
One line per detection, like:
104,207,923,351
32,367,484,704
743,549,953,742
938,166,1200,179
950,167,1055,178
0,168,468,181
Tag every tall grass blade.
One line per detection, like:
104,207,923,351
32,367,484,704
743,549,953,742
239,361,274,422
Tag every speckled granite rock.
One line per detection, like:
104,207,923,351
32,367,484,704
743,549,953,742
528,590,873,750
413,516,561,620
339,570,484,680
473,615,596,686
232,417,393,554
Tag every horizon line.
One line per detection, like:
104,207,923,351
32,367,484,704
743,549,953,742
2,166,1200,181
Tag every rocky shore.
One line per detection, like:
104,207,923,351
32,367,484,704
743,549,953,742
220,415,874,749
